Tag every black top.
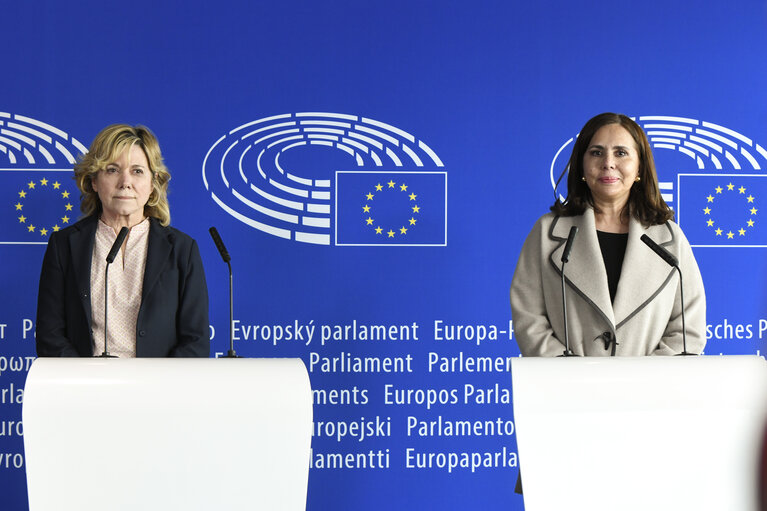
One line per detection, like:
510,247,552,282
597,230,629,303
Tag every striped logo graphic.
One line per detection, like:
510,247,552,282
1,113,85,245
202,112,446,246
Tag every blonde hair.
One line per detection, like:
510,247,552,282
74,124,171,226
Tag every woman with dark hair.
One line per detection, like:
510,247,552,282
36,124,209,357
510,113,706,356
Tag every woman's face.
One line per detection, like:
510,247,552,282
582,123,640,208
91,143,153,226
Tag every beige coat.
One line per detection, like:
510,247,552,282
510,208,706,356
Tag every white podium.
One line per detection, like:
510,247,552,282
511,355,767,511
23,358,312,511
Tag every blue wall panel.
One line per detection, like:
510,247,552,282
1,1,766,509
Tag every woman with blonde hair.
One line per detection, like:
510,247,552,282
36,124,209,357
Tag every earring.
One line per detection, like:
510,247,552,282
581,176,586,182
635,176,641,182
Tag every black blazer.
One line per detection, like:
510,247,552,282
36,215,210,357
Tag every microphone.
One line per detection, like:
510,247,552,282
100,226,129,358
561,226,577,263
106,226,129,264
639,234,678,267
640,234,693,356
209,227,237,358
209,226,231,263
560,226,578,357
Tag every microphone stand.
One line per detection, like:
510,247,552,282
209,227,238,358
674,265,695,356
225,257,235,358
99,262,118,358
673,265,692,356
560,264,576,357
99,226,129,358
560,226,578,357
640,234,694,356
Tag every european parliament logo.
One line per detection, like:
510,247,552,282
549,115,767,248
202,112,447,246
677,175,764,247
0,113,84,245
335,171,446,246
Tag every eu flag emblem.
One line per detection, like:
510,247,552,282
677,173,766,247
335,171,447,246
1,170,79,244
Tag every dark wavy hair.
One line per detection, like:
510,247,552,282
551,113,673,226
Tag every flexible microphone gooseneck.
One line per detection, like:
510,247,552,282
100,226,129,358
560,226,578,357
209,227,237,358
640,234,694,356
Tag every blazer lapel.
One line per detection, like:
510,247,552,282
612,219,676,327
69,216,97,328
142,219,172,304
548,209,615,326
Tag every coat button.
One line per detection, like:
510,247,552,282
138,330,146,337
599,332,613,350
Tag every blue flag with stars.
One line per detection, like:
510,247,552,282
1,170,79,244
677,174,766,247
335,171,447,246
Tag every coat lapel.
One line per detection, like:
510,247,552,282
142,219,172,304
612,219,676,327
69,216,98,327
548,209,615,326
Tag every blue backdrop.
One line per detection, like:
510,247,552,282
1,1,766,509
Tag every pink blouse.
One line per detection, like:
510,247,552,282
90,218,150,357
